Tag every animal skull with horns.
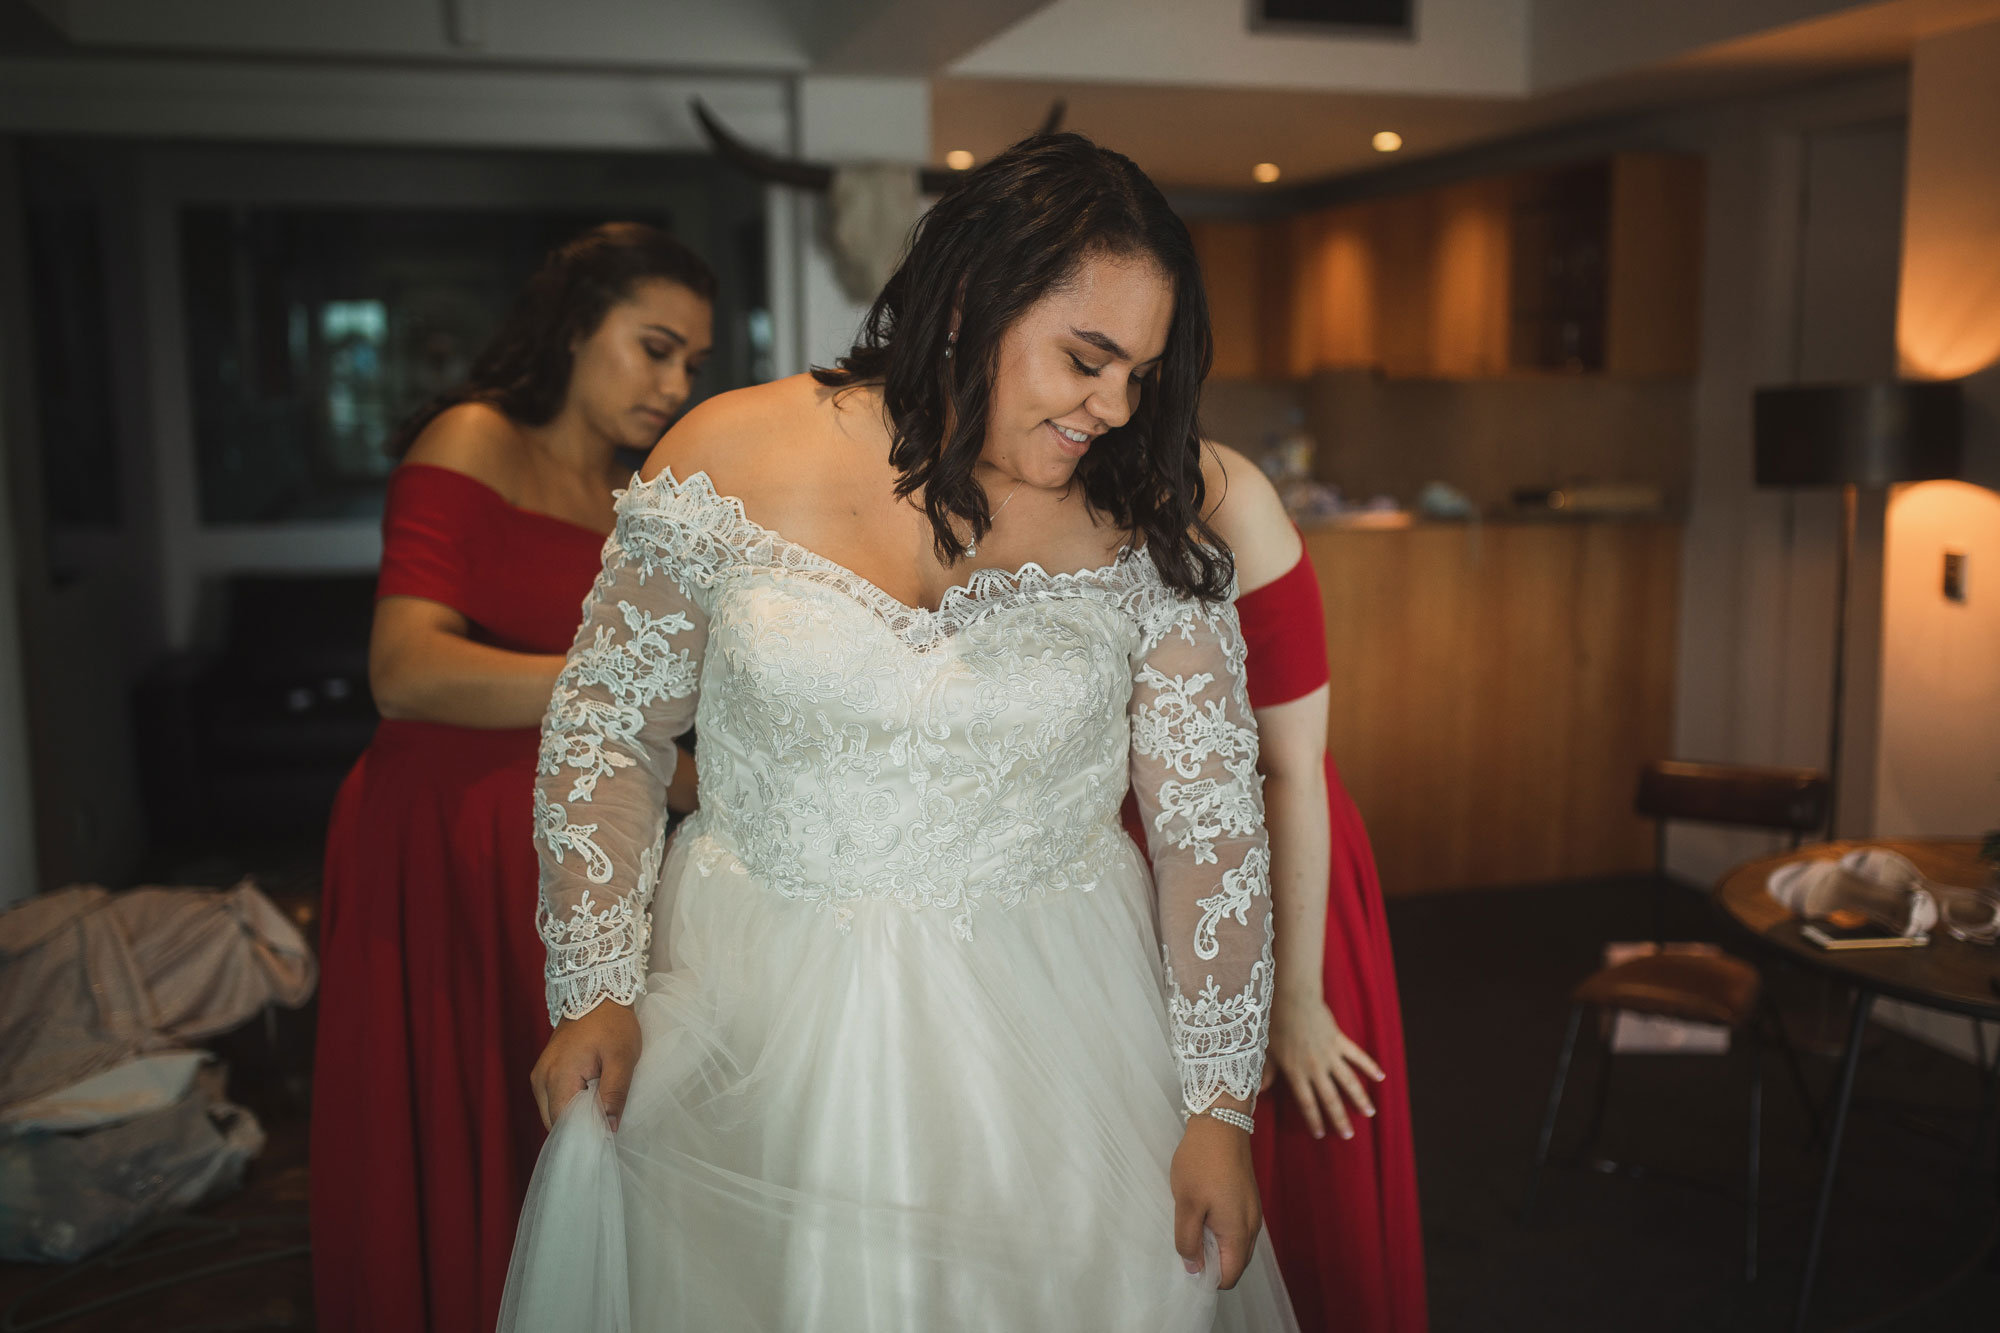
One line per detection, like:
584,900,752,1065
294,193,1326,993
691,98,1066,302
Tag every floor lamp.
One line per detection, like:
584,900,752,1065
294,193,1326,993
1752,380,1963,839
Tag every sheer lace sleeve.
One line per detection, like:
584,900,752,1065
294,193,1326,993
534,473,714,1025
1128,593,1274,1118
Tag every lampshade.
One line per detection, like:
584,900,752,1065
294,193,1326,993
1752,380,1963,488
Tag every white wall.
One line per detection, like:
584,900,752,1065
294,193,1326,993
1874,482,2000,836
1897,17,2000,384
792,76,931,371
1877,16,2000,841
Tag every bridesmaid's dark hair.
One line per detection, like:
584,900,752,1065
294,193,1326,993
812,133,1230,602
386,221,718,458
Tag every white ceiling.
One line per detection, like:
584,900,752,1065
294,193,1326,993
11,0,2000,188
934,78,1533,190
936,0,2000,188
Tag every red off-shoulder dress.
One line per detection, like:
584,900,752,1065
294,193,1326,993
310,464,607,1333
1126,549,1428,1332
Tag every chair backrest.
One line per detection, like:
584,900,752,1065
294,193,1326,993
1634,759,1829,835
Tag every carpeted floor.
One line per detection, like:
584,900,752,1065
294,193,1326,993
3,871,1995,1331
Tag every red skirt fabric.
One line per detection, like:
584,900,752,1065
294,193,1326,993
310,465,609,1332
1250,751,1428,1333
311,723,552,1333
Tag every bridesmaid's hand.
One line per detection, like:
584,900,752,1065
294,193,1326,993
1171,1113,1261,1289
1262,992,1385,1142
531,1001,642,1132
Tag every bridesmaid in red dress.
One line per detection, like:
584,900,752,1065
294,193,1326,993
311,223,714,1333
1129,444,1429,1331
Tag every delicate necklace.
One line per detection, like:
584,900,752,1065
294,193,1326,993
964,480,1023,558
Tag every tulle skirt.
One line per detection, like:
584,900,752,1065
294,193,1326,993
499,828,1297,1332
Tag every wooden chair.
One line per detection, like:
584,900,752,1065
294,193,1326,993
1522,760,1829,1281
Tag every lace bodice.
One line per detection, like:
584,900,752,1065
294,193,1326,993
534,468,1273,1116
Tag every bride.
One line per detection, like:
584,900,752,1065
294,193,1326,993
500,133,1298,1332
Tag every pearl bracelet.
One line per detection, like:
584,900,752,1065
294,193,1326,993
1202,1107,1255,1134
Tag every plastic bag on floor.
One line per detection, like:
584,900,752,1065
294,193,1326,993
0,1067,264,1262
0,1051,208,1135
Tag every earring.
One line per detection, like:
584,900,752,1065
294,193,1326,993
944,331,956,361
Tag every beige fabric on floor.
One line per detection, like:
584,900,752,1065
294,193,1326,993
0,880,316,1111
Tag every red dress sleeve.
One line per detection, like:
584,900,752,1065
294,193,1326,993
375,463,491,617
1236,545,1329,709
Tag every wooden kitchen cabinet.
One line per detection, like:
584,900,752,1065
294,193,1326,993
1187,219,1280,381
1605,154,1704,376
1280,205,1374,377
1362,190,1439,378
1419,175,1513,377
1194,152,1703,381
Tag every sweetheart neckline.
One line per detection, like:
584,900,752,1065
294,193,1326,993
621,466,1156,646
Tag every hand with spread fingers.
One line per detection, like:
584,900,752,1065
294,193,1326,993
1263,990,1385,1142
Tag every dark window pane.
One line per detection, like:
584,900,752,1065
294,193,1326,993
180,207,678,523
23,173,118,527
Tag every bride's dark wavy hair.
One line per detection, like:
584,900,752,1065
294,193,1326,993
386,221,717,458
811,133,1229,602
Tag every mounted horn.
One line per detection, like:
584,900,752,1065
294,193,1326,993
692,98,1070,197
690,99,834,191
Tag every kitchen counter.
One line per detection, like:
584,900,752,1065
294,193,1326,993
1296,510,1681,531
1305,517,1681,895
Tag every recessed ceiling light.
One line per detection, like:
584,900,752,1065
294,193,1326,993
1373,131,1403,153
945,149,975,170
1252,162,1281,184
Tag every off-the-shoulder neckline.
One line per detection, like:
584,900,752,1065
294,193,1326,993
397,462,611,541
621,465,1153,623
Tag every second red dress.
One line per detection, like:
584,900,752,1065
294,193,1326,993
311,464,608,1333
1238,552,1428,1333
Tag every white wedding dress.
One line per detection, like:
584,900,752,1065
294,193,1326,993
499,469,1299,1332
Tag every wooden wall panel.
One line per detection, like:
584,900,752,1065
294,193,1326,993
1277,211,1325,380
1428,177,1513,377
1189,220,1267,382
1606,153,1705,376
1362,192,1437,378
1309,520,1681,894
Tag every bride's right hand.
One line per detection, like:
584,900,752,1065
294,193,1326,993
531,1001,642,1132
1170,1112,1261,1289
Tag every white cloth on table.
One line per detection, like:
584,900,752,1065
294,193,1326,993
1767,848,1941,938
